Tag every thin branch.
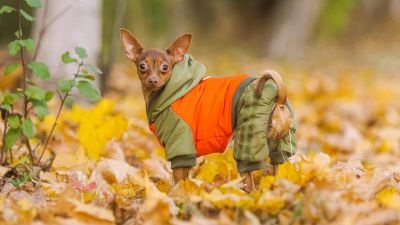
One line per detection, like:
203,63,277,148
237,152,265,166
32,143,41,155
32,4,71,61
37,62,83,165
17,0,28,118
17,0,36,164
25,136,35,163
0,111,8,165
27,104,34,113
9,146,13,164
56,90,63,101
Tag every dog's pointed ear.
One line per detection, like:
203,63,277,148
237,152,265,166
120,28,143,61
166,34,192,62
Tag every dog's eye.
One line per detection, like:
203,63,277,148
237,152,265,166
138,63,147,72
160,64,169,73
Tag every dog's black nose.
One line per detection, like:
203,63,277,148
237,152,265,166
149,77,159,84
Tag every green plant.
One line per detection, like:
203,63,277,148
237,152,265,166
9,171,31,188
0,0,102,169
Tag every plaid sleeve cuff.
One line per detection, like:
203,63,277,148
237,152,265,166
270,151,290,165
235,160,267,173
170,154,196,168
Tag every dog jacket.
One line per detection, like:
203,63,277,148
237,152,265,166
146,54,296,171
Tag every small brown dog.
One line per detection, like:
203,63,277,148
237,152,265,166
120,28,296,191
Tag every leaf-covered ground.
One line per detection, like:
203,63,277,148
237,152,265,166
1,59,400,225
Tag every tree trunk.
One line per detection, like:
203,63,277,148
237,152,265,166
32,0,101,91
266,0,324,59
389,0,400,22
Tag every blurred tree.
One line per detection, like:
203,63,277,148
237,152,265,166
265,0,325,59
32,0,101,91
316,0,358,42
0,0,32,45
101,0,127,91
389,0,400,21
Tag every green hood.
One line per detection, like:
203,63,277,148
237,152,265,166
146,54,206,123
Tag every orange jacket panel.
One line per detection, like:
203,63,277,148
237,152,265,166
170,74,249,156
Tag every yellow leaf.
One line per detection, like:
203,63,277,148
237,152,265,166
138,198,172,225
65,99,128,160
376,187,400,209
67,198,115,223
276,162,300,184
376,139,391,153
53,147,88,169
83,192,97,203
112,182,139,198
196,149,238,183
18,198,34,211
256,192,285,215
259,175,275,190
196,161,218,183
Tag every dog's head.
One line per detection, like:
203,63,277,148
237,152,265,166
120,28,192,93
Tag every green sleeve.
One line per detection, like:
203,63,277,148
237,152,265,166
154,107,197,168
269,101,297,164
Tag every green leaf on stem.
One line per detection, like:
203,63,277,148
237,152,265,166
25,0,42,8
8,40,20,55
25,86,46,100
3,95,13,105
3,93,22,105
61,51,78,64
10,179,21,188
5,128,21,150
31,99,48,121
26,78,36,86
4,63,19,76
20,9,34,21
7,114,20,129
0,5,15,14
65,96,74,108
22,118,35,139
85,64,102,75
45,91,54,101
14,30,21,38
77,80,101,101
75,47,87,59
28,62,50,80
78,75,95,81
19,39,34,53
80,69,89,75
0,104,12,112
58,79,75,93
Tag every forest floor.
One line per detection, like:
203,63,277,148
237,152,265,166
1,50,400,225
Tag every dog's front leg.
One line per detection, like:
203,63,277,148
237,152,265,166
240,172,255,192
173,167,190,183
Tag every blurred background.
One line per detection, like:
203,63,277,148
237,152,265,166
1,0,400,93
2,1,400,223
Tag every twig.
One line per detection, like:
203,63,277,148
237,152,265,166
37,62,83,165
32,4,70,61
25,136,35,163
9,146,13,164
27,105,34,113
16,0,28,118
17,0,36,165
41,150,55,171
0,110,8,164
32,143,40,155
56,90,63,101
